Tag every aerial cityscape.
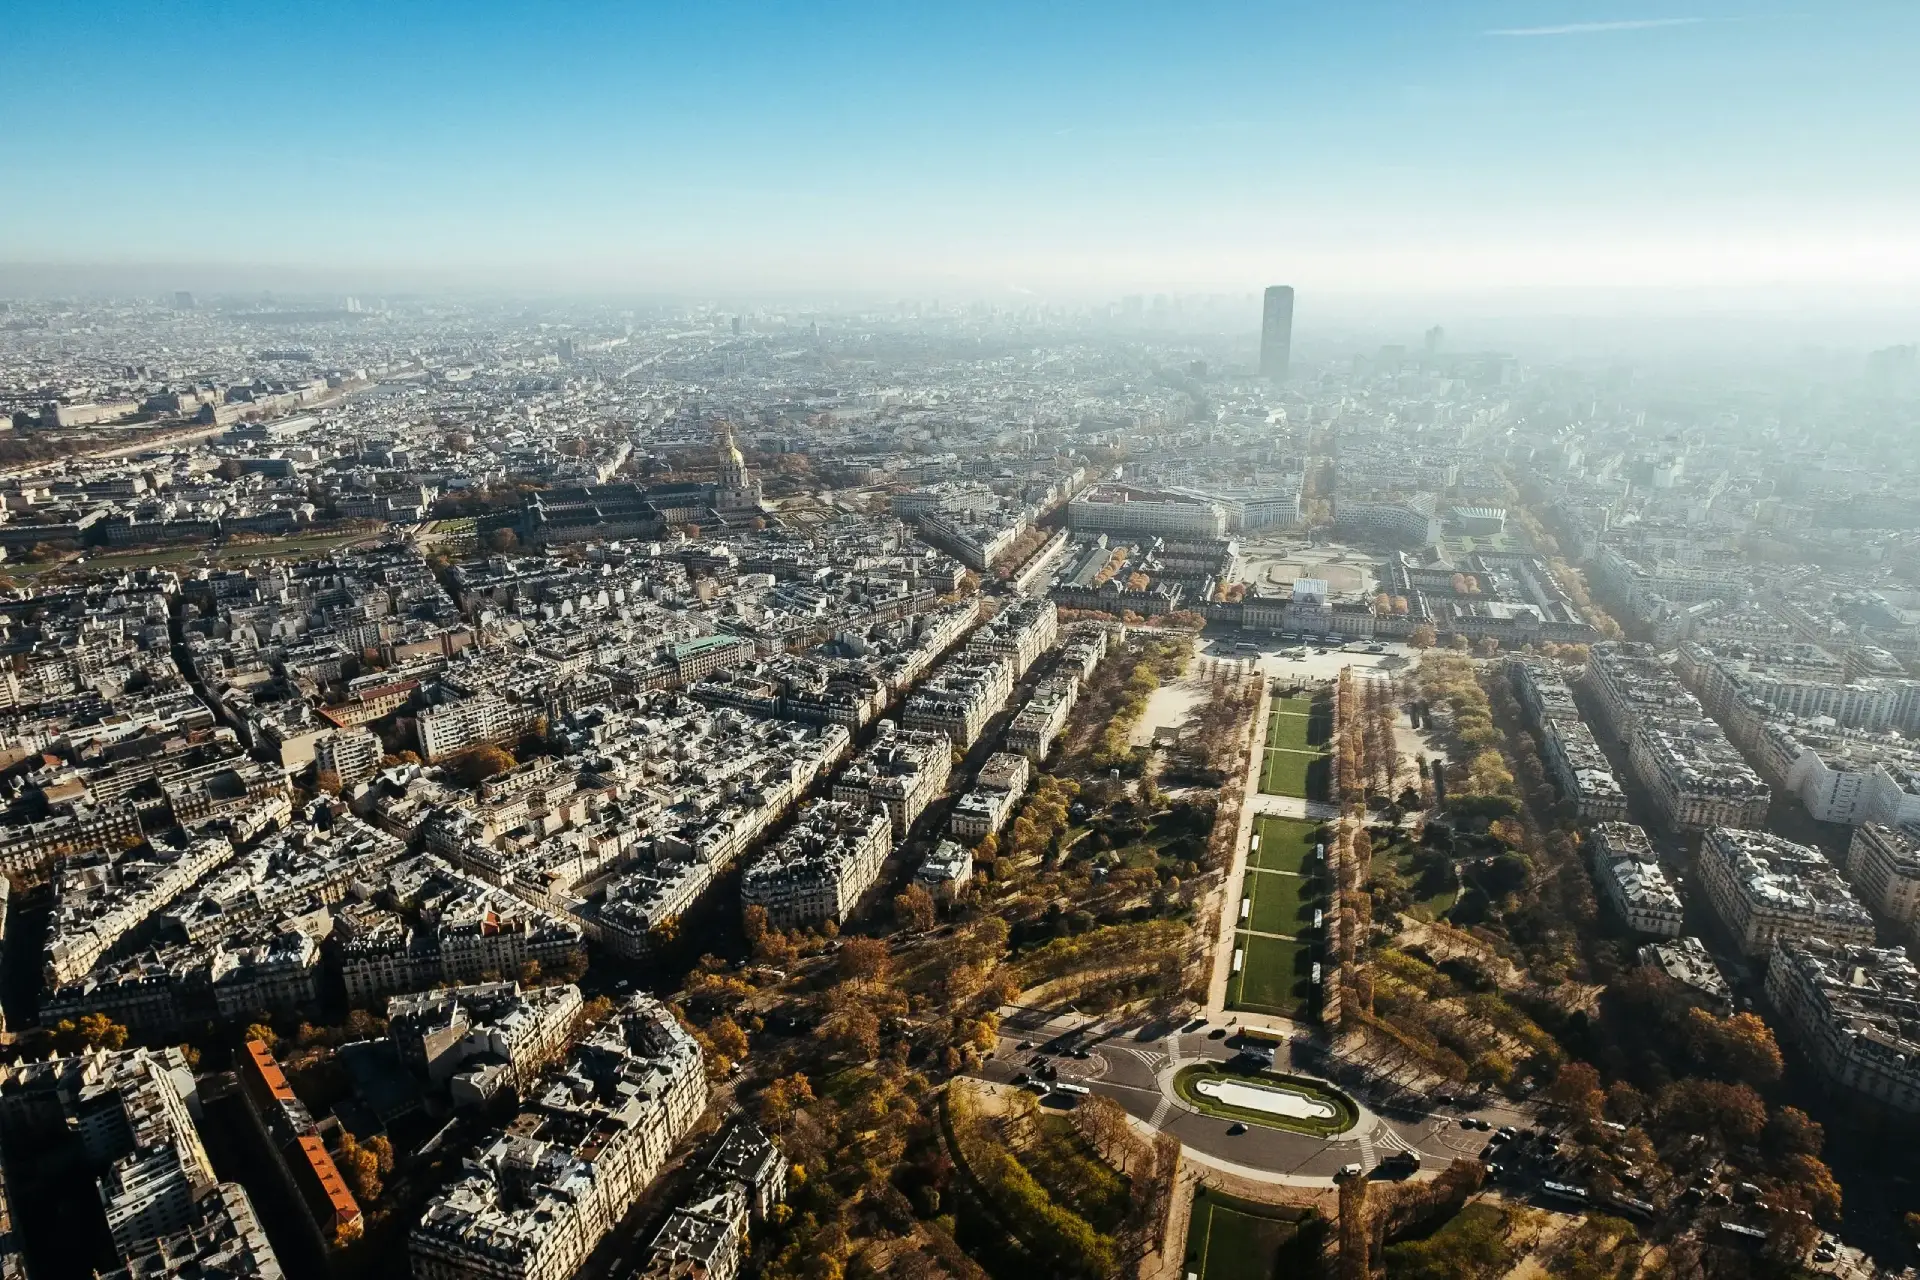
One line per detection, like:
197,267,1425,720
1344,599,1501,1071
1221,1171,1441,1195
2,4,1918,1280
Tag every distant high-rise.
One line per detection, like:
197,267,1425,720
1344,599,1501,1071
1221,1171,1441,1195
1260,286,1294,380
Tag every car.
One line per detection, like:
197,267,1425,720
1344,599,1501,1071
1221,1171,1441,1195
1497,1126,1517,1138
1072,1049,1091,1059
1227,1123,1247,1136
1434,1092,1456,1107
1339,1163,1364,1179
1017,1041,1033,1050
1013,1072,1030,1086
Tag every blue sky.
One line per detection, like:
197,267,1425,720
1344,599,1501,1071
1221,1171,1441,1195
3,1,1917,297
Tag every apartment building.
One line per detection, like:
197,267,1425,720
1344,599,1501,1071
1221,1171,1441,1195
1581,643,1702,741
388,981,584,1103
1628,720,1771,834
913,840,974,901
1696,827,1875,956
0,1048,259,1265
739,801,893,930
1766,939,1920,1115
417,693,540,762
314,726,382,793
1587,822,1683,937
830,723,952,836
1005,674,1077,762
1846,823,1920,930
949,751,1032,842
901,655,1012,748
965,598,1059,680
411,996,706,1280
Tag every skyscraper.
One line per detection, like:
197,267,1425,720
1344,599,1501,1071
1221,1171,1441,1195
1260,285,1294,380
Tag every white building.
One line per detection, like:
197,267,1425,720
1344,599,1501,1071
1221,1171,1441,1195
1846,823,1920,930
1766,940,1920,1116
411,996,706,1280
739,801,893,930
1067,485,1227,540
913,840,974,900
1588,822,1684,937
1696,827,1875,956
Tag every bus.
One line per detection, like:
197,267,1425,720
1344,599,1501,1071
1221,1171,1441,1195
1050,1082,1092,1097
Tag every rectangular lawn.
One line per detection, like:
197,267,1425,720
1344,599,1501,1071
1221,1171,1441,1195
1259,747,1320,798
1243,869,1316,937
1265,709,1313,752
1229,932,1311,1017
1252,815,1321,874
1185,1192,1305,1280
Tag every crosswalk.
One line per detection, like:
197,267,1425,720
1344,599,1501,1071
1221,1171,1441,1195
1148,1037,1181,1128
1375,1124,1418,1154
1357,1129,1377,1171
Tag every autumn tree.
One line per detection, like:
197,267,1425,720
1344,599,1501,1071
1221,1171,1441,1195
893,884,936,932
1548,1060,1604,1122
742,904,769,951
837,936,892,983
758,1072,815,1131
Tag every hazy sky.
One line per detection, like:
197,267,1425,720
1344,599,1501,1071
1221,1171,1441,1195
4,1,1918,299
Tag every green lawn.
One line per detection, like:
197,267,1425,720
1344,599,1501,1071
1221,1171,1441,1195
1243,869,1316,937
1251,816,1322,875
1172,1064,1358,1137
1395,847,1459,920
1266,694,1314,741
1258,748,1327,799
1228,932,1313,1017
1184,1190,1313,1280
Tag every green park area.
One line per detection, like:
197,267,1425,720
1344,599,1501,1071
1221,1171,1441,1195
1230,816,1325,1018
1183,1190,1320,1280
1257,693,1331,799
1227,933,1314,1017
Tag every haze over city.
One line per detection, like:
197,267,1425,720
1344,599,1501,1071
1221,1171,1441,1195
0,6,1918,1280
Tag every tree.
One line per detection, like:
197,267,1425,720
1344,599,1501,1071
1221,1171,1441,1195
336,1132,383,1203
1764,1105,1824,1157
682,523,702,540
1409,625,1437,650
837,937,891,983
830,1006,882,1060
1548,1060,1603,1120
1686,1007,1784,1086
52,1014,130,1052
759,1072,814,1130
1655,1078,1766,1147
893,884,936,932
486,527,518,553
743,904,769,950
1474,636,1501,658
709,1015,750,1063
448,743,517,787
246,1022,278,1050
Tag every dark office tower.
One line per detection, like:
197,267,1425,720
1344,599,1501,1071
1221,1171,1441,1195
1260,285,1294,380
731,316,742,336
